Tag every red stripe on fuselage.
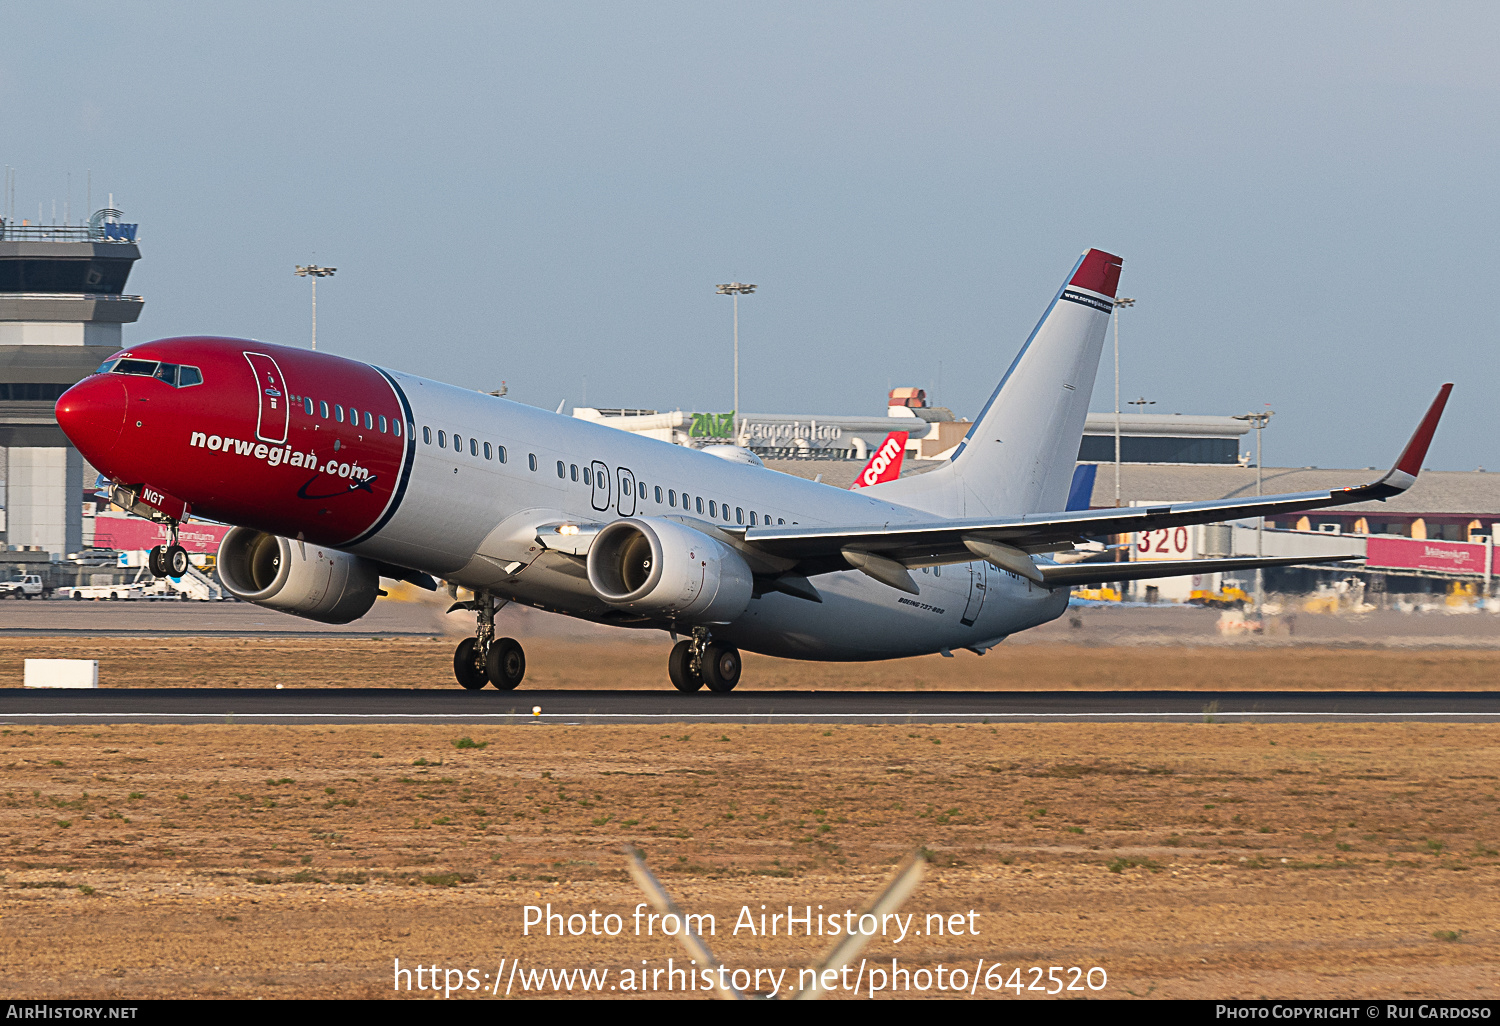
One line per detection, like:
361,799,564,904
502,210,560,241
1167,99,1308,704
58,336,409,547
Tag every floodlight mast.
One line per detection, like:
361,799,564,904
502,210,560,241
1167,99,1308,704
716,282,756,423
1111,296,1135,507
1233,409,1276,612
294,264,337,350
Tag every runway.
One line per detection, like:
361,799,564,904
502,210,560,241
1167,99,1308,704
3,688,1499,725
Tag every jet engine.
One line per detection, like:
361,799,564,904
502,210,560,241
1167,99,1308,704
586,517,753,623
216,527,380,624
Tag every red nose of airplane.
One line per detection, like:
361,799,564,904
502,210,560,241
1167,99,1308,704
55,374,128,467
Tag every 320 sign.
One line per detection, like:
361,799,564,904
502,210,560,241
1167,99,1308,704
1134,526,1190,561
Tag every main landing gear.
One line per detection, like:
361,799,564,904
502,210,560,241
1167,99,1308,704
452,588,526,691
668,628,741,693
147,523,189,578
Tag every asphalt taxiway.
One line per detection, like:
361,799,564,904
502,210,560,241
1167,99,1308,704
3,688,1498,725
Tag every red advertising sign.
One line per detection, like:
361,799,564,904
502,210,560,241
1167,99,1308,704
1365,536,1488,576
89,515,232,554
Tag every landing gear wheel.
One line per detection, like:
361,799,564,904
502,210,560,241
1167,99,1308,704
453,638,488,690
148,545,168,577
486,637,526,690
166,545,189,576
701,642,742,693
668,640,704,692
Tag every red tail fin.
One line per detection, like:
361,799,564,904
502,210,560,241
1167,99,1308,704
850,431,909,490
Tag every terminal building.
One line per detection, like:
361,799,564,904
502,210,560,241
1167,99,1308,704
575,387,1253,467
0,210,142,568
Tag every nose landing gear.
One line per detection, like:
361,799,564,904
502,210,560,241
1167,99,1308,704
147,523,189,578
668,628,740,693
450,589,526,691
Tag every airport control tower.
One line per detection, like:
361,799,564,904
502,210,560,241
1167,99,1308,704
0,210,142,557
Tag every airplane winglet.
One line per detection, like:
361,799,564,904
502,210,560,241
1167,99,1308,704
1349,383,1452,501
1393,383,1453,479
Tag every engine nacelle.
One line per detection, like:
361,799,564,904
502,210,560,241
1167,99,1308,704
586,517,753,623
216,527,380,624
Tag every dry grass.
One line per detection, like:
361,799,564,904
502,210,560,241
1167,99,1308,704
1,721,1497,999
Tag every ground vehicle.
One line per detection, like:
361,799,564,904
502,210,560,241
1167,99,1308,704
54,248,1450,691
0,574,46,599
1189,579,1252,609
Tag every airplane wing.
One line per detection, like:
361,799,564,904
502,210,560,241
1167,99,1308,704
738,384,1452,588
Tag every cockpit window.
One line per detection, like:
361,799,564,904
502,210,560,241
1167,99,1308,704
108,360,203,388
95,359,120,374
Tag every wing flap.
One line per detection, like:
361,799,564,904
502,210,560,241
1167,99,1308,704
1038,553,1360,588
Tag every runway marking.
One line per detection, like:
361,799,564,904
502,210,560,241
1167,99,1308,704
4,712,1499,721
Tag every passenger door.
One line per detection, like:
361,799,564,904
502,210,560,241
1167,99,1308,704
590,460,611,512
243,352,289,444
617,466,637,517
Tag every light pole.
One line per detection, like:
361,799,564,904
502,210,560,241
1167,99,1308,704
716,282,756,419
1233,408,1275,612
1111,297,1135,507
294,264,336,350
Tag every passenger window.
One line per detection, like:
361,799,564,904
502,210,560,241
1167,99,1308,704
708,500,717,518
639,482,646,500
696,497,704,515
438,430,447,447
778,518,784,525
350,408,359,425
336,405,345,423
379,414,388,432
470,438,478,457
723,503,731,522
304,398,315,416
571,464,579,482
556,460,565,478
669,490,676,507
499,446,508,464
365,411,374,430
178,366,203,387
655,486,663,503
394,419,402,438
321,401,330,419
529,454,537,471
454,434,462,452
483,442,492,460
423,426,431,444
583,466,591,485
736,507,744,524
749,511,757,526
934,565,941,577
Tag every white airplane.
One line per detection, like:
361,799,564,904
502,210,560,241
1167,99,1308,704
55,248,1451,692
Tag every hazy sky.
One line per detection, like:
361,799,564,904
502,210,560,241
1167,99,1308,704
4,2,1497,470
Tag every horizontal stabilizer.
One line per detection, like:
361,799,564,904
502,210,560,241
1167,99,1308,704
1038,554,1359,589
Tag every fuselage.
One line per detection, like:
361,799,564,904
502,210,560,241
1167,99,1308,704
56,336,1067,660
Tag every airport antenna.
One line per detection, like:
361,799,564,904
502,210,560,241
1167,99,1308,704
716,282,756,421
294,264,337,350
